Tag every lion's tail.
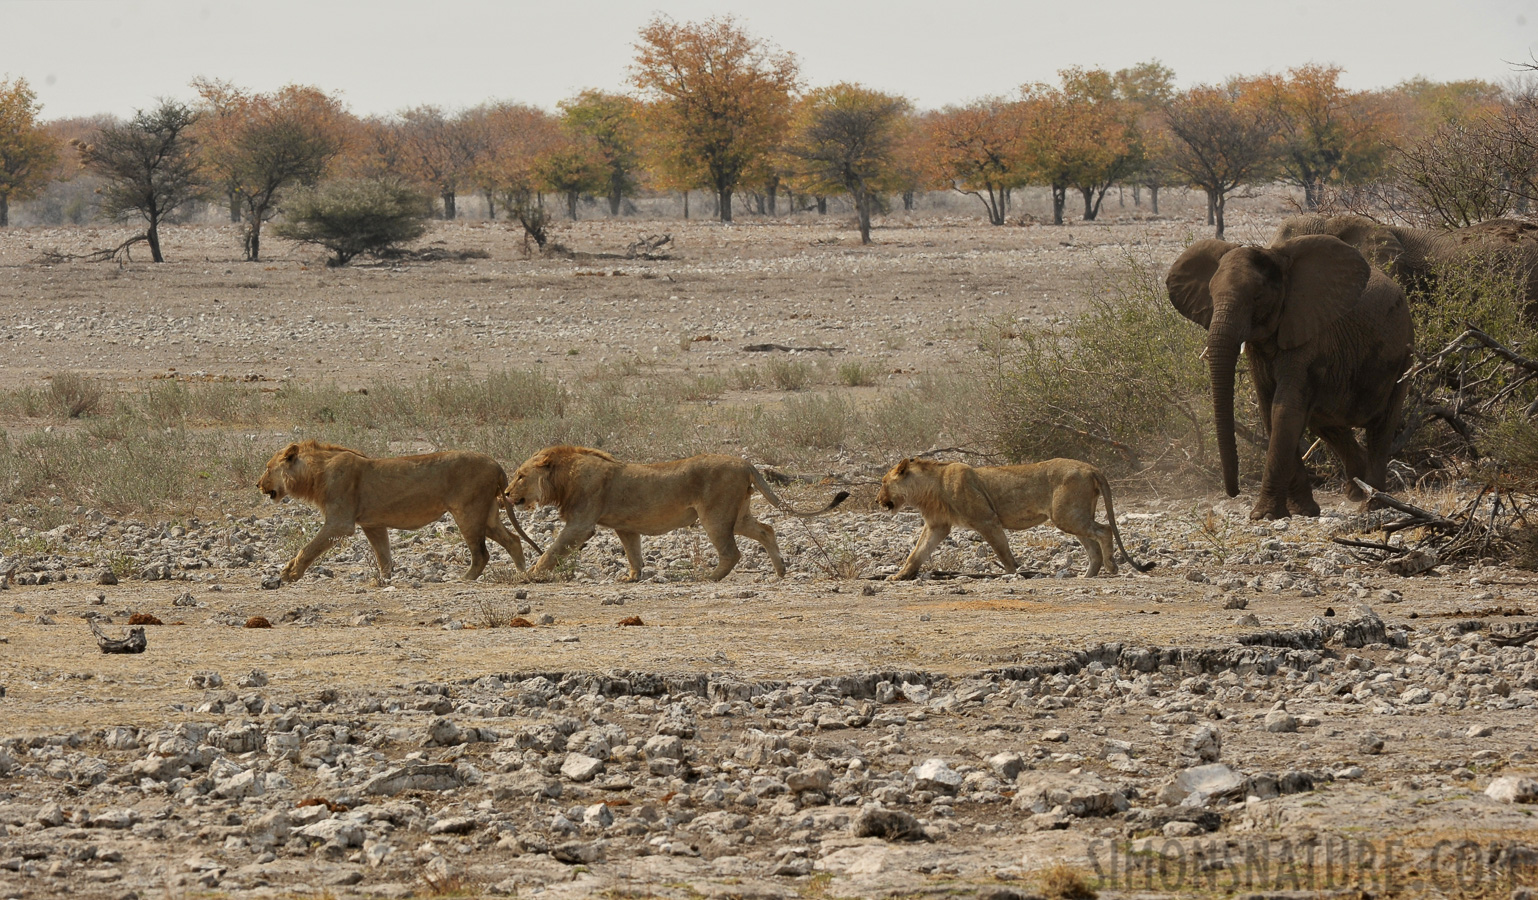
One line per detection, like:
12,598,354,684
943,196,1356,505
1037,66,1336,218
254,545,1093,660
497,487,544,556
1093,470,1155,573
749,467,850,518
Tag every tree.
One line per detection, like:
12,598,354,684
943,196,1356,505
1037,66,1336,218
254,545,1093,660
272,177,432,266
1258,65,1395,208
193,80,349,260
783,84,910,243
1035,68,1143,222
398,105,483,219
631,15,799,223
478,103,564,249
536,137,607,220
77,100,205,262
559,90,643,216
0,77,60,227
1162,83,1279,238
922,99,1029,225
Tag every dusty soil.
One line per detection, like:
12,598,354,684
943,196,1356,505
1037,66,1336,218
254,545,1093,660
1,200,1536,899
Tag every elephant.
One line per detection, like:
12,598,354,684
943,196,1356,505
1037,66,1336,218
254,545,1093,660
1275,214,1538,314
1166,234,1414,520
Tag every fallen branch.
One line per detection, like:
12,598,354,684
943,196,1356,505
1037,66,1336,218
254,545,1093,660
1352,479,1461,531
742,343,844,353
1330,536,1410,556
89,620,147,654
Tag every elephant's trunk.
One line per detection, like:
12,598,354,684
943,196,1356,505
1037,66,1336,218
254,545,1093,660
1206,308,1247,498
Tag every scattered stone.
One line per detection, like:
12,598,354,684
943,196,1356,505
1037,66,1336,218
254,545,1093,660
912,759,963,794
1013,772,1128,817
1485,776,1538,804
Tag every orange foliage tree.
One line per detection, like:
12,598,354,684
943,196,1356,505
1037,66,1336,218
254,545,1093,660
922,98,1030,225
0,77,60,227
192,79,350,260
1161,81,1280,238
1256,64,1397,209
631,15,799,223
1023,68,1143,223
782,84,910,243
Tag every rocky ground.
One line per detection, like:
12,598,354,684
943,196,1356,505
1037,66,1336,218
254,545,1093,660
1,206,1536,899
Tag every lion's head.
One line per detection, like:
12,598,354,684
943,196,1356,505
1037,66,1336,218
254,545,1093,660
876,458,916,511
877,457,948,513
258,442,303,502
506,445,618,511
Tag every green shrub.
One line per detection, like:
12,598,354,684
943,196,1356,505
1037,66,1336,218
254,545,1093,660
273,178,433,266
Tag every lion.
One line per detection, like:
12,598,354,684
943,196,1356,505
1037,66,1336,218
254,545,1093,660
505,445,849,582
257,440,540,584
876,456,1153,579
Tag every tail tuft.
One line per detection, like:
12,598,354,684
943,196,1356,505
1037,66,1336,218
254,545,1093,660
830,491,851,509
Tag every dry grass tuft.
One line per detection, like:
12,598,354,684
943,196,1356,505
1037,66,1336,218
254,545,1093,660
1038,862,1098,900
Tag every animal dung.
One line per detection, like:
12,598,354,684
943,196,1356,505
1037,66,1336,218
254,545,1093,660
127,613,163,626
508,617,535,628
618,616,645,626
244,616,273,629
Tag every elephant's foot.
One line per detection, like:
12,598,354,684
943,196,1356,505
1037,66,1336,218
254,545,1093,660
1248,497,1291,521
1286,493,1321,517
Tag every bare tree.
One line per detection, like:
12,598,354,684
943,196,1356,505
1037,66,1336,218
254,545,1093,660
77,100,205,262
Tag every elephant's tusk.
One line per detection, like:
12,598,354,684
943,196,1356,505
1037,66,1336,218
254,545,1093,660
1199,346,1209,360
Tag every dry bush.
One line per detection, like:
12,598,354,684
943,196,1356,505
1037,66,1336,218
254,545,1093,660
837,360,876,387
1038,863,1098,900
982,251,1250,485
49,372,105,418
767,356,813,391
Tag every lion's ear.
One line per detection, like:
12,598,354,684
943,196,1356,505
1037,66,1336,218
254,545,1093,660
282,443,300,462
895,459,910,475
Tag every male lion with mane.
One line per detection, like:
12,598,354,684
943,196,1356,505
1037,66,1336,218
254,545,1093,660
505,445,849,581
257,440,539,583
876,456,1152,579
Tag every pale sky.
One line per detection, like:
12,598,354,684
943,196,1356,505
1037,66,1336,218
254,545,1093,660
5,0,1538,120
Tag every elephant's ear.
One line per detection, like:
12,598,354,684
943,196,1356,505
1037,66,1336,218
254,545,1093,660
1166,239,1239,330
1273,234,1371,349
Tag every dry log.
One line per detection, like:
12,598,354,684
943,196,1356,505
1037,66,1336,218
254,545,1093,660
90,620,147,654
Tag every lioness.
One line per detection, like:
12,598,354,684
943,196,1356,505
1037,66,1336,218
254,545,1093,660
505,445,849,581
257,440,539,583
876,456,1153,579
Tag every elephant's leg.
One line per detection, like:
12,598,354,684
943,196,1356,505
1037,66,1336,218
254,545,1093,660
1362,378,1411,495
1316,425,1369,502
1254,395,1310,520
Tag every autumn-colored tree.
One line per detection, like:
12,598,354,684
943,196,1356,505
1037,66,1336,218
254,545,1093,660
1038,68,1143,222
1162,82,1280,238
476,103,564,247
0,77,60,227
559,90,643,216
78,100,206,262
631,15,799,223
342,115,413,182
922,99,1029,225
193,79,349,260
782,84,910,243
397,105,485,219
1114,61,1178,211
1257,65,1396,208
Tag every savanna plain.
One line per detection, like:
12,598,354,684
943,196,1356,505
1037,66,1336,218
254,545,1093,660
0,195,1536,900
